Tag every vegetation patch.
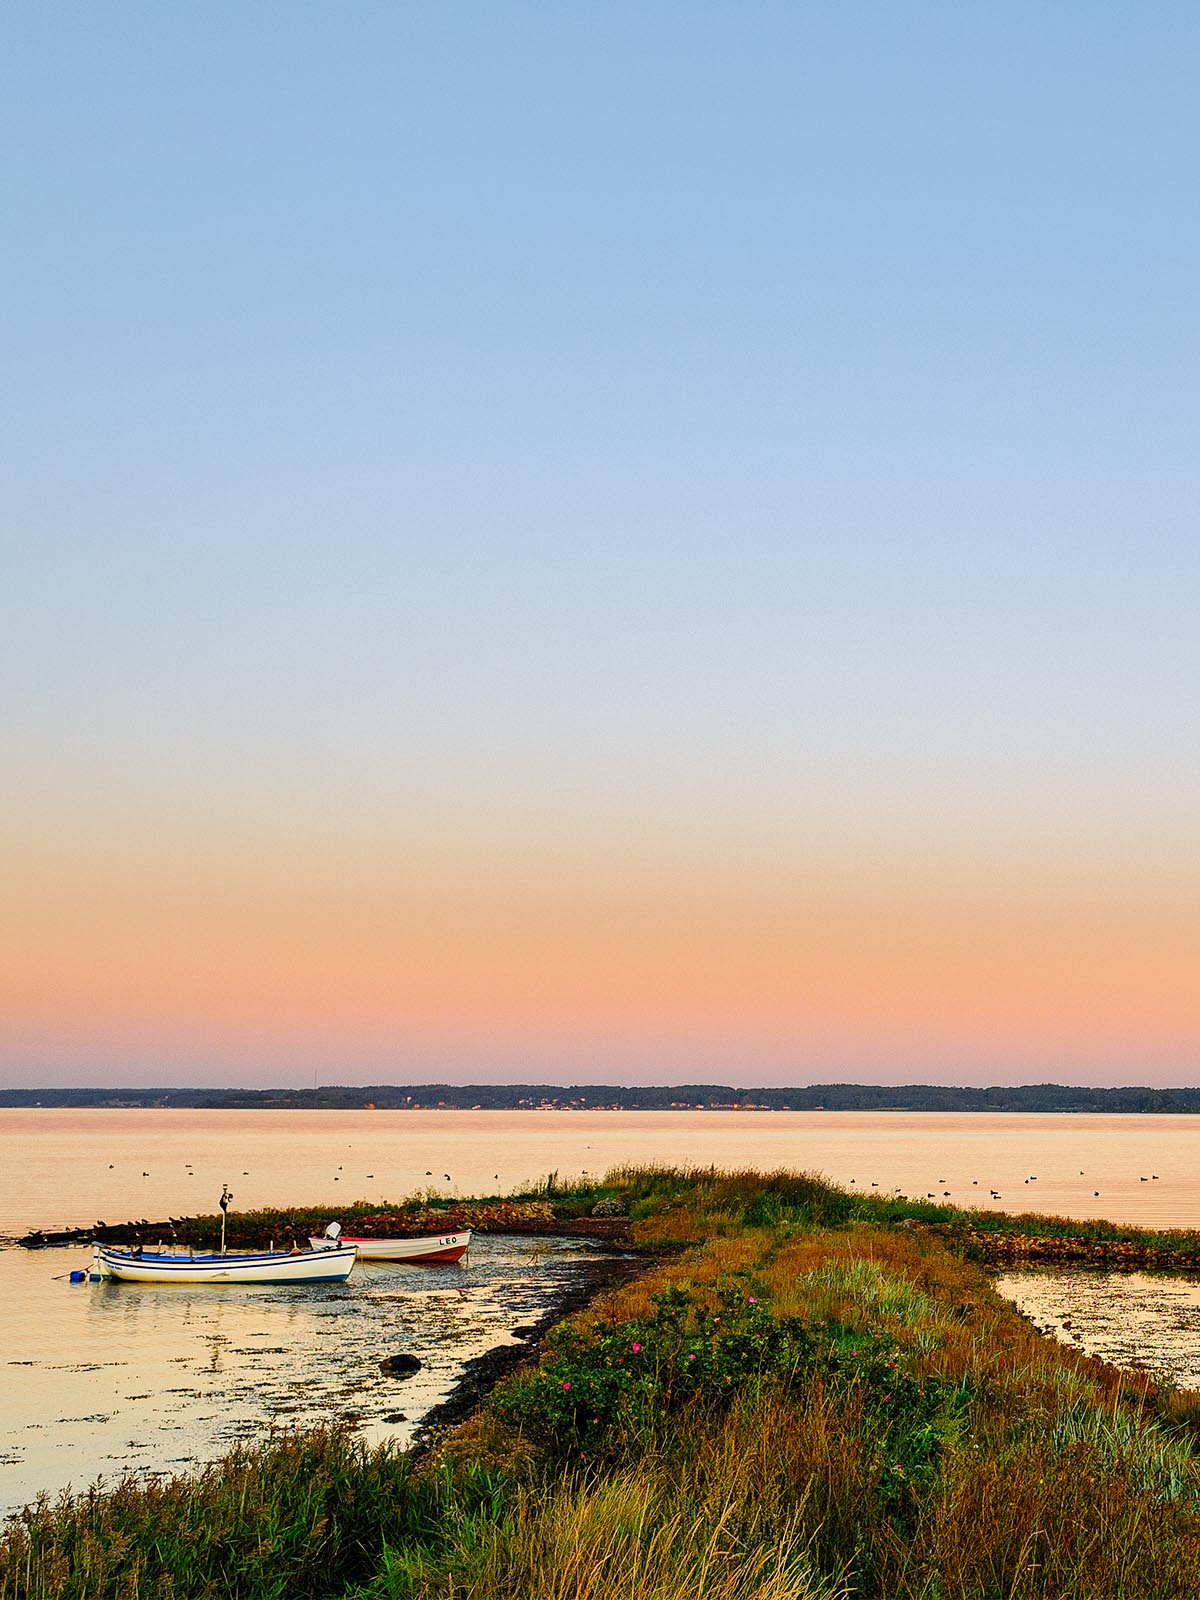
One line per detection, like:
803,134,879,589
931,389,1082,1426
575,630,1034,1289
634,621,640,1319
7,1167,1200,1599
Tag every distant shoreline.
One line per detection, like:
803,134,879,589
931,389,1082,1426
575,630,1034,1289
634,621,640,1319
3,1083,1200,1113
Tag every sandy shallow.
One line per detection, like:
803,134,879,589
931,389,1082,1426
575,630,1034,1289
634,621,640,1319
0,1233,630,1520
995,1268,1200,1388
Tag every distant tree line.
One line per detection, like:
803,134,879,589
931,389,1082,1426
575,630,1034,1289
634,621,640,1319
2,1082,1199,1112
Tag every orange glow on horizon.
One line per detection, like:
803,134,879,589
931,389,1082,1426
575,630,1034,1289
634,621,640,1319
5,844,1197,1076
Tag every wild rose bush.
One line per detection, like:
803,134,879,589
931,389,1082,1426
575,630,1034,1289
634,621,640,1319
497,1283,969,1500
498,1285,804,1456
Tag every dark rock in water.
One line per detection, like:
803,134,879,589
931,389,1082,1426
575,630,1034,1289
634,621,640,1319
511,1325,540,1342
380,1353,422,1377
382,1412,408,1423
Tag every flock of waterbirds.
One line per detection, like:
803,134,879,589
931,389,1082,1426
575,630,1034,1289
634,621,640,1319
847,1171,1162,1202
19,1150,1174,1251
25,1156,486,1246
104,1162,1163,1205
102,1161,504,1186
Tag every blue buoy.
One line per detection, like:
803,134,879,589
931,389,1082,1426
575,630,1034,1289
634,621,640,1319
69,1270,86,1282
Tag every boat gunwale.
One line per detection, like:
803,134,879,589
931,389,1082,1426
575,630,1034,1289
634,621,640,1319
96,1245,359,1267
308,1229,471,1262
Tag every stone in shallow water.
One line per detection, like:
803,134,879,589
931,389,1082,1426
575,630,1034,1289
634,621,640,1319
380,1353,422,1378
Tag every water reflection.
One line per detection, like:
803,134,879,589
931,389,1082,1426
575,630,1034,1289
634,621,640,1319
0,1236,605,1519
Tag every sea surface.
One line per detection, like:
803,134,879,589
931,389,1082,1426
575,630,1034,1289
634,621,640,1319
3,1107,1200,1519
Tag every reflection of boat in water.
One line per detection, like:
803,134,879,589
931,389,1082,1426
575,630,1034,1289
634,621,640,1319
90,1243,358,1284
309,1220,471,1264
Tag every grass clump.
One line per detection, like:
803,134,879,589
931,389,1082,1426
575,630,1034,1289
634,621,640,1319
349,1445,849,1600
0,1427,467,1600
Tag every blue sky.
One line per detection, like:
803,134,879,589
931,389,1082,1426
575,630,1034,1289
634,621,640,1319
3,5,1198,1085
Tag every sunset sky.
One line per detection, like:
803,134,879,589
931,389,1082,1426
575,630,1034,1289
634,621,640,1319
3,5,1198,1088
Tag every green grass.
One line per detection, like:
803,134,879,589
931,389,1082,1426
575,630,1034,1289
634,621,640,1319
0,1427,442,1600
162,1162,1200,1262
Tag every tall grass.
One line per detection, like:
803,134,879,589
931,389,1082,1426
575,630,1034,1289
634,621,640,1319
881,1429,1200,1599
459,1175,1200,1598
352,1402,852,1600
1051,1397,1199,1505
0,1427,452,1600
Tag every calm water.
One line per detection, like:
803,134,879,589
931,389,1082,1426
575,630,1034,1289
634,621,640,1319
3,1107,1200,1518
996,1268,1200,1388
4,1107,1200,1239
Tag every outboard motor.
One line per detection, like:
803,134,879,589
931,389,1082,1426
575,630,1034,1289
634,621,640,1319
324,1221,343,1241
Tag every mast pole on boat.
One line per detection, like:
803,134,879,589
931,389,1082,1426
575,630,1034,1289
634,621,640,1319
219,1184,232,1255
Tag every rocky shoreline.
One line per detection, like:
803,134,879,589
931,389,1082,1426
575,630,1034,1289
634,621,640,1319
962,1225,1200,1270
16,1201,632,1251
410,1246,652,1447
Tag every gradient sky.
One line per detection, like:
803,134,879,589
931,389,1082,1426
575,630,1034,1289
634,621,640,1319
3,4,1198,1088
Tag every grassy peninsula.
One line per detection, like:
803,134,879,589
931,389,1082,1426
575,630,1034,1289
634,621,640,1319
6,1168,1200,1599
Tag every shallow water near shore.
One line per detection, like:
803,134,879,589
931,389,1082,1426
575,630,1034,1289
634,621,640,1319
996,1267,1200,1389
0,1234,613,1521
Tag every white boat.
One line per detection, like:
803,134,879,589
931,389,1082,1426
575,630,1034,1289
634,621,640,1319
309,1221,471,1264
90,1242,358,1284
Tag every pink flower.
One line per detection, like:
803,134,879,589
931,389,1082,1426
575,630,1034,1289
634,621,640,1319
631,1343,642,1354
687,1353,696,1361
562,1381,571,1390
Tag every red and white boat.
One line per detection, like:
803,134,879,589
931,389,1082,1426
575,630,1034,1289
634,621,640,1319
310,1221,470,1264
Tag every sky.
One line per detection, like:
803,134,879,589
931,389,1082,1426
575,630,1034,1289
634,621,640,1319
2,4,1198,1089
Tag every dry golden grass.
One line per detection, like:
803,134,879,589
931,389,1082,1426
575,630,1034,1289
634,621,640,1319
877,1433,1200,1599
457,1175,1200,1600
406,1398,856,1600
424,1472,847,1600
